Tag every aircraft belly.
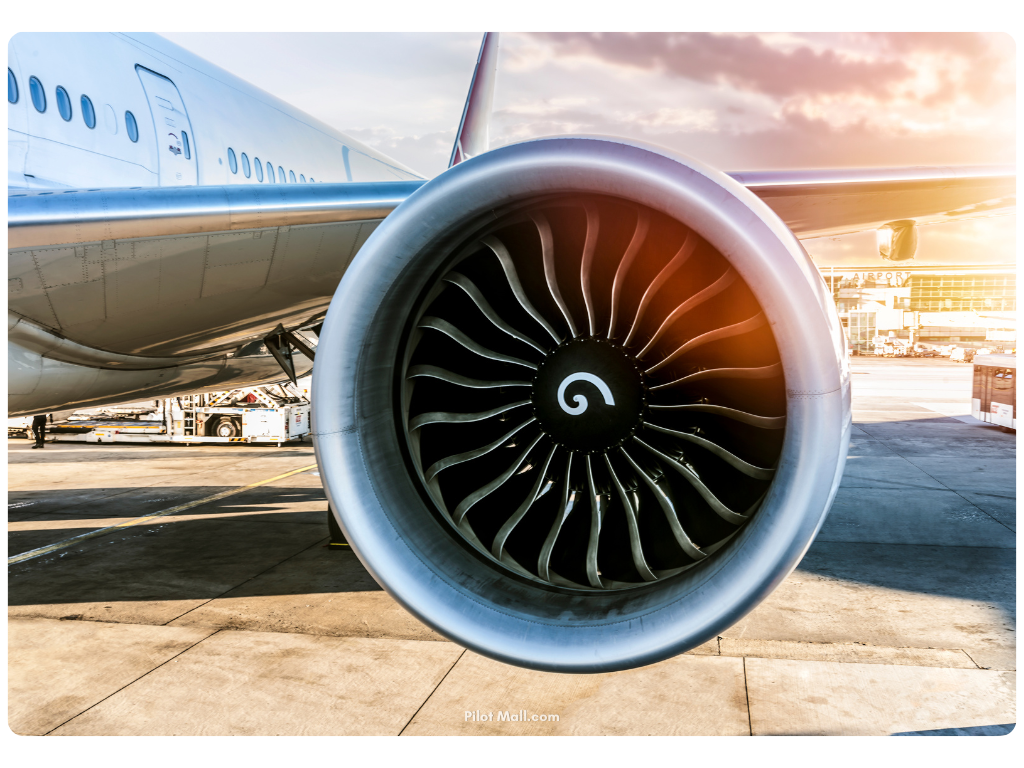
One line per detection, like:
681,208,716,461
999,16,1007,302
8,339,43,396
7,219,377,357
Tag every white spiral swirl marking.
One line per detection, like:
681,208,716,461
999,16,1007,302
557,372,616,416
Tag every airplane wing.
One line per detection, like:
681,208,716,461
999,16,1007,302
8,181,422,361
6,163,1014,414
8,181,422,253
7,182,420,415
731,165,1016,239
11,165,1012,253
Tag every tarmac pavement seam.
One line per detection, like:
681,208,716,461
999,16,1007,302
742,657,753,736
160,535,332,627
744,656,1016,736
11,617,1007,737
8,462,318,564
718,638,982,668
41,626,224,736
964,491,1016,502
9,508,330,532
960,649,1012,672
50,630,467,736
884,446,1016,536
398,648,467,736
8,445,318,520
932,493,1014,537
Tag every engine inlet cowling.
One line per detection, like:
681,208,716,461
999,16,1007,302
312,137,851,673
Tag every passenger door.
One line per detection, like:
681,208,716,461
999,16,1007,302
136,66,197,186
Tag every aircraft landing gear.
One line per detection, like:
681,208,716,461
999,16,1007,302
327,506,348,549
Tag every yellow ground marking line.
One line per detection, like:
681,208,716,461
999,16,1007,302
8,463,317,566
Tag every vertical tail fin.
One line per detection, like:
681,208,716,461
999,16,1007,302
449,33,499,168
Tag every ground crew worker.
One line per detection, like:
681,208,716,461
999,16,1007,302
31,414,48,448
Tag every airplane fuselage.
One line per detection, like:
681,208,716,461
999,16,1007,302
8,33,423,416
9,33,419,190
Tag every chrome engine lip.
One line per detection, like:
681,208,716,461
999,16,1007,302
312,136,851,673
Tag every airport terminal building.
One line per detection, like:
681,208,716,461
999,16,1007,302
822,265,1017,354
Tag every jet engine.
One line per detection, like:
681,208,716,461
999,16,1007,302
312,137,851,673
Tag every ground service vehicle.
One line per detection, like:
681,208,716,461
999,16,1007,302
972,354,1016,431
45,385,310,445
872,337,909,357
7,416,32,438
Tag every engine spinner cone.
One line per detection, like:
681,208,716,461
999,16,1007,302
532,337,645,453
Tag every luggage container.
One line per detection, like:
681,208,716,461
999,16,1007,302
972,354,1016,430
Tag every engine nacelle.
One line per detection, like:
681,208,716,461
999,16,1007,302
312,137,851,673
877,219,919,262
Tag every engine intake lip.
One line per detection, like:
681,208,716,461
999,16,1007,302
312,136,850,672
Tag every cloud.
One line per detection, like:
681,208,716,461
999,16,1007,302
163,32,1012,180
492,104,1014,171
529,33,912,100
491,32,1015,176
527,32,1014,108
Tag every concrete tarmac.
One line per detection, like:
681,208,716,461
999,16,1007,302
7,358,1016,735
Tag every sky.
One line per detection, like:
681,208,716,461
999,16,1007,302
163,32,1016,268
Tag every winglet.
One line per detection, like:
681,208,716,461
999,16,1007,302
449,33,499,168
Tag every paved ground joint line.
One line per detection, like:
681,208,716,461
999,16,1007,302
160,535,331,627
960,649,986,670
742,656,752,736
41,628,223,735
12,486,147,523
8,463,318,565
398,649,467,736
887,445,1016,536
10,448,316,522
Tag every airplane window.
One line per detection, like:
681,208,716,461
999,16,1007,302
56,86,72,121
228,147,237,173
300,174,306,183
81,95,96,129
278,166,286,183
29,76,46,112
254,157,264,182
241,152,251,178
289,170,297,183
267,162,275,183
125,111,139,142
182,130,191,159
7,69,17,104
